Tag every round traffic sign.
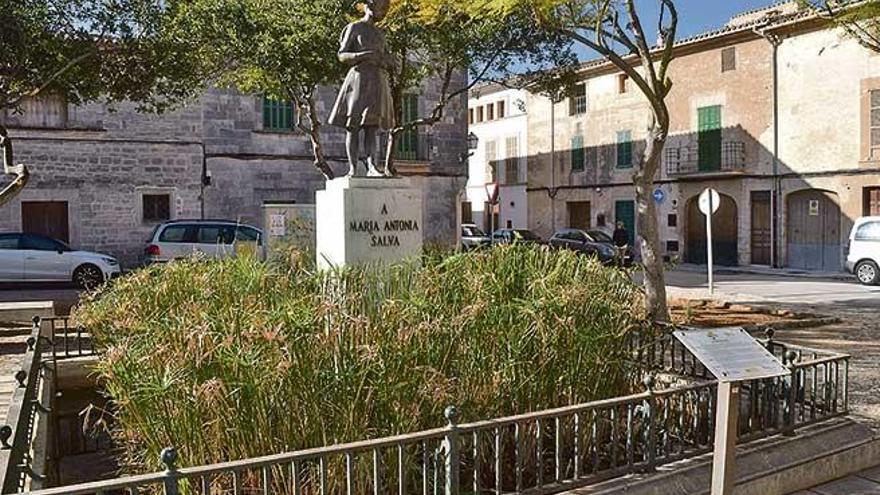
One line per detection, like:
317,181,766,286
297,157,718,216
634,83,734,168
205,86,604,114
698,188,721,216
653,188,665,204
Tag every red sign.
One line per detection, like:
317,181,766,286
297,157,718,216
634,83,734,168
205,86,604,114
485,182,500,205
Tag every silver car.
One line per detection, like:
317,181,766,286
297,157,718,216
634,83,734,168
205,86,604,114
0,233,121,287
144,220,266,264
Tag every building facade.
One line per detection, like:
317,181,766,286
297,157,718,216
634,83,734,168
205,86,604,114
464,85,529,233
511,1,880,272
1,78,468,267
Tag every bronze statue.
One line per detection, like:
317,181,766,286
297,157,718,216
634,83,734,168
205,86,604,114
328,0,395,177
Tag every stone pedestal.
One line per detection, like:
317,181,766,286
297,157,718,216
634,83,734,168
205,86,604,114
315,176,423,269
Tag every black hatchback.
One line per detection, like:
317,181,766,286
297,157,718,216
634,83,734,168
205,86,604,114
549,228,632,266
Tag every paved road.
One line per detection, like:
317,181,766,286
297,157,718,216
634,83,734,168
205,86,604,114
0,283,82,316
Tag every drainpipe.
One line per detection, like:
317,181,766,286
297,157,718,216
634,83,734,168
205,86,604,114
199,142,207,220
550,96,557,233
755,26,783,268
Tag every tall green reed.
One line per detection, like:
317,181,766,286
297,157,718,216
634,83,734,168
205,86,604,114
74,245,646,478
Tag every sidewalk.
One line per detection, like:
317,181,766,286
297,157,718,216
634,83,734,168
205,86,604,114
674,263,853,281
794,466,880,494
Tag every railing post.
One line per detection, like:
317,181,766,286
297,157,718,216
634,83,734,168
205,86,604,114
443,406,460,495
783,351,798,436
161,447,180,495
643,375,657,471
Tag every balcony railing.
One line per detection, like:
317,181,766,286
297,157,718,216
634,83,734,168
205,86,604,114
380,132,434,163
665,141,746,176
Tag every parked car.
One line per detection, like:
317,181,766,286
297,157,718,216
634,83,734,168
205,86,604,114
144,220,266,264
846,216,880,285
491,228,545,245
549,228,633,266
461,223,491,251
0,233,121,287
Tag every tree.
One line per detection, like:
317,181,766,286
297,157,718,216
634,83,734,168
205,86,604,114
381,1,577,175
443,0,677,322
0,0,199,205
800,1,880,53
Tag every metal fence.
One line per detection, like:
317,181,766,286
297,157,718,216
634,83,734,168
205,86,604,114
664,141,746,176
4,322,850,495
0,316,96,493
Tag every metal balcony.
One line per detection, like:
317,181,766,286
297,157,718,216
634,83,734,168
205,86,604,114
665,141,746,176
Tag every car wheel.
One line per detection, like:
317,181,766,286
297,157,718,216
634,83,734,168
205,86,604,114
855,260,880,286
73,264,104,289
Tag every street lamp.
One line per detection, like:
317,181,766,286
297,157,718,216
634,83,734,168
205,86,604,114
459,132,479,164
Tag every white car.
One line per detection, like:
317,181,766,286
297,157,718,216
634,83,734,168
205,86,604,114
0,233,121,287
144,220,265,264
846,216,880,286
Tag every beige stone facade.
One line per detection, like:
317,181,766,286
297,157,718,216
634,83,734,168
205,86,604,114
522,2,880,272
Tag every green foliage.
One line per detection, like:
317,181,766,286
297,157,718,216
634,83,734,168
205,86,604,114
799,1,880,53
0,0,197,113
75,246,646,478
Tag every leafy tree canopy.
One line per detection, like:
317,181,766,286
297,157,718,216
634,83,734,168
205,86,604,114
800,0,880,53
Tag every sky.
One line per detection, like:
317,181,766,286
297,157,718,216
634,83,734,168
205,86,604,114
571,0,782,61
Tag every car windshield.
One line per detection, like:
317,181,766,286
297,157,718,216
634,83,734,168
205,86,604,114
463,226,486,237
513,230,540,241
587,230,613,243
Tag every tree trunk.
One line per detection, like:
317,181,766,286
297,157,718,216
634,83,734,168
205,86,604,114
304,98,335,180
635,124,670,322
0,123,29,207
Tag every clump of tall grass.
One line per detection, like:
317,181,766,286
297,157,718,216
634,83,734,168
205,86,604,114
74,245,646,477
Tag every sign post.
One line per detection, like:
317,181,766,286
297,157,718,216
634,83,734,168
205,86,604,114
674,327,790,495
699,188,721,294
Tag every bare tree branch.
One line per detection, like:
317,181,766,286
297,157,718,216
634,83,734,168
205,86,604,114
0,124,29,207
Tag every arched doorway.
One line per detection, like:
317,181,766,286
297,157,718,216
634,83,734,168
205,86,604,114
686,193,739,266
786,189,841,271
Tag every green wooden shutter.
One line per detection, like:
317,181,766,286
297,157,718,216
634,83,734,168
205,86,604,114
397,94,419,160
698,106,722,171
571,135,584,172
263,98,293,131
616,130,633,169
615,200,636,243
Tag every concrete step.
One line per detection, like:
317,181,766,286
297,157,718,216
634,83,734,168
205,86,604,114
557,417,880,495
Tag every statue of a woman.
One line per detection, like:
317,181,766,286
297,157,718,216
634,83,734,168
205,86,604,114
328,0,395,177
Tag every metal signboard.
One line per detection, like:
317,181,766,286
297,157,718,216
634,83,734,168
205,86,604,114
673,327,789,383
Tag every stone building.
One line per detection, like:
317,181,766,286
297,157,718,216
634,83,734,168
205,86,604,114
1,78,467,268
518,1,880,272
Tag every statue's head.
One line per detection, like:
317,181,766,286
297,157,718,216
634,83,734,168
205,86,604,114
365,0,389,20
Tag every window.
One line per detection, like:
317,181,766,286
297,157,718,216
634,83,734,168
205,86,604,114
21,235,66,251
477,106,484,122
870,90,880,159
0,95,67,128
855,221,880,241
468,108,474,125
262,97,294,131
485,140,497,182
158,225,194,243
497,101,506,119
197,225,234,244
143,194,171,222
504,136,519,185
666,241,680,252
569,83,587,115
487,104,495,121
616,130,633,169
0,234,20,249
596,214,606,227
236,226,262,243
461,202,473,224
698,105,723,171
397,94,419,160
722,47,736,72
668,214,678,227
618,74,629,94
571,135,585,172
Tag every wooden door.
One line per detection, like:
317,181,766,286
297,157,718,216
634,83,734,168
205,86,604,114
21,201,69,243
686,194,738,266
567,201,591,230
615,200,635,243
750,191,772,265
786,190,840,271
864,187,880,216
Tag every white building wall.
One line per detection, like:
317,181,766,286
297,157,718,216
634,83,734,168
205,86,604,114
466,87,529,232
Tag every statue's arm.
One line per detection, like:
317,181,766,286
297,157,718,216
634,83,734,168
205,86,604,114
337,25,379,65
